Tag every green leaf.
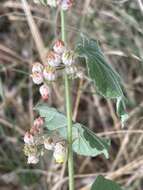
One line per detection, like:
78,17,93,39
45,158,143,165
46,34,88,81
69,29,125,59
35,104,110,158
75,35,128,126
75,35,123,98
72,124,110,158
91,175,124,190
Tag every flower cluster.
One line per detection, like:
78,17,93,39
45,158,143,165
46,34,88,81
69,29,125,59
24,117,66,164
33,0,73,11
31,39,77,100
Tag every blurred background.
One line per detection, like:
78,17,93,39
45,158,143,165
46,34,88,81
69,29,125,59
0,0,143,189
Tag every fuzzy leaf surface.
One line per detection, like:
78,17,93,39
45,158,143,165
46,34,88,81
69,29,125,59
35,104,110,158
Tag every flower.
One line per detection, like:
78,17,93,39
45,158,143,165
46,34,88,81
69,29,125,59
53,142,66,163
39,84,50,100
46,51,61,67
43,66,57,81
65,65,77,75
60,0,73,10
62,50,75,66
34,117,44,128
31,72,43,85
24,132,34,144
53,39,66,54
27,155,39,164
44,137,55,150
32,62,43,73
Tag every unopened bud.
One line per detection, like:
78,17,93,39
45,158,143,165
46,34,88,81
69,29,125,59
31,72,43,85
43,66,57,81
62,50,75,66
34,117,44,127
44,137,55,150
53,142,66,163
24,132,34,144
60,0,73,10
32,62,43,73
53,39,66,54
46,51,61,67
24,144,38,156
27,155,39,164
39,84,50,100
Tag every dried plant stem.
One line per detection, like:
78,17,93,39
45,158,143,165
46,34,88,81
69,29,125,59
61,10,75,190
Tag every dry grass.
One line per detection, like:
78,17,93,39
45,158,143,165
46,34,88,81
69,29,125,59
0,0,143,189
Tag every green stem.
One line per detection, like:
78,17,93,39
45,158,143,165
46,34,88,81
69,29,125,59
60,10,75,190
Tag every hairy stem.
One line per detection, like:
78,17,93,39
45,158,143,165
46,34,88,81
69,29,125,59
60,10,75,190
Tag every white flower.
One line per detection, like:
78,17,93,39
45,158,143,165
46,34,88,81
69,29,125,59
46,51,61,67
39,84,50,100
62,50,75,66
31,72,43,85
53,142,66,163
24,132,34,144
27,155,39,164
60,0,73,10
53,39,66,54
43,66,57,81
65,65,77,75
44,137,54,150
32,62,43,73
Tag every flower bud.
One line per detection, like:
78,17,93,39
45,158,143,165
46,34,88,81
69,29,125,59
24,132,34,144
53,142,66,163
46,51,61,67
43,66,57,81
53,39,66,54
34,117,44,127
31,72,43,85
62,50,75,66
23,144,38,156
39,84,50,100
44,137,55,150
60,0,73,10
65,65,77,75
27,155,39,164
32,62,43,73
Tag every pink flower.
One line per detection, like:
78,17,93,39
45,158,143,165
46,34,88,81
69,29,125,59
24,132,34,144
46,51,61,67
34,117,44,128
32,62,43,73
39,84,50,100
31,72,43,85
60,0,73,10
53,39,66,54
27,155,39,164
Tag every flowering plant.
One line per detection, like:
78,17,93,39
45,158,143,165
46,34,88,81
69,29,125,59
23,0,128,189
